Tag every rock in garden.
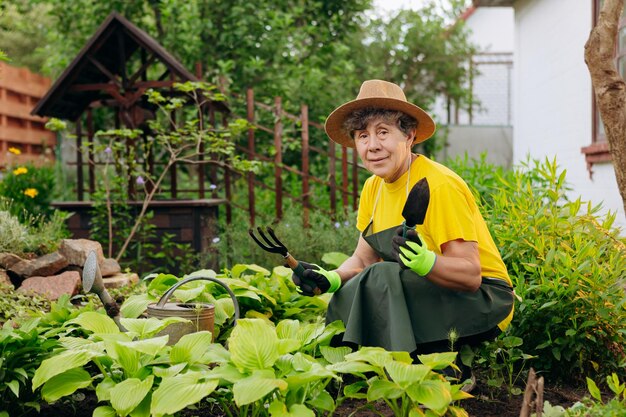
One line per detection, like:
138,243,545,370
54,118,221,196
59,239,104,267
0,269,12,288
101,258,121,277
103,272,139,288
18,271,81,300
0,252,24,269
9,252,69,279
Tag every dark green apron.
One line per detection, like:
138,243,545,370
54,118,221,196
326,222,515,352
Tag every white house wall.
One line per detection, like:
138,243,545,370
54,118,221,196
513,0,625,232
466,7,514,52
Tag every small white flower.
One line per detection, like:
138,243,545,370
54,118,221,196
136,176,145,185
212,237,220,243
334,222,340,228
104,146,112,154
344,220,350,226
209,184,217,190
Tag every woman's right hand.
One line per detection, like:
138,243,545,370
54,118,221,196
292,262,341,296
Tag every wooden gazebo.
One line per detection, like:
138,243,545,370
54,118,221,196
31,12,229,260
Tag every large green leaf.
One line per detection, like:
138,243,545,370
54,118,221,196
285,362,336,387
33,349,98,389
120,294,154,319
93,406,117,417
105,341,141,376
118,336,169,357
173,285,206,302
41,367,92,402
207,363,245,383
67,312,120,334
120,317,188,339
185,269,217,279
96,377,116,402
366,378,403,401
152,363,186,379
319,346,352,364
277,338,302,355
328,361,376,374
276,320,300,340
345,347,393,368
385,361,430,388
416,352,457,371
151,371,218,417
306,390,335,411
110,376,154,417
170,331,213,364
233,370,287,406
229,319,280,371
269,400,315,417
231,264,270,278
406,379,452,411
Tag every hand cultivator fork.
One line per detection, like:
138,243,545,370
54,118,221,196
248,226,320,295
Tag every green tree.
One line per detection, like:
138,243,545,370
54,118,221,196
0,1,52,72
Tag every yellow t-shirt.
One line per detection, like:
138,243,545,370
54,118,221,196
356,156,513,329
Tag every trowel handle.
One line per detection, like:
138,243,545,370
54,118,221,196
402,221,416,238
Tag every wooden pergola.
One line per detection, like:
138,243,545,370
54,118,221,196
31,12,229,260
32,11,229,200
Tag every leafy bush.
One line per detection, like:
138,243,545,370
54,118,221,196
0,200,70,255
449,155,626,381
214,207,359,269
0,163,56,222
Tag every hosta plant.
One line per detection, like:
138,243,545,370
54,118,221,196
327,347,472,417
32,311,219,417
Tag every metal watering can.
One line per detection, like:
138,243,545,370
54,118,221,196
82,251,240,344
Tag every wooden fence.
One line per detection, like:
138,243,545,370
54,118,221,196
67,87,365,228
235,88,364,227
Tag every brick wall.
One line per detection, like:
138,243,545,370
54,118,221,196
0,62,55,166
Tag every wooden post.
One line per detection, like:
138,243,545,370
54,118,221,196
341,145,348,211
301,104,310,228
352,147,359,211
329,139,336,218
86,108,95,196
223,114,232,225
209,108,217,198
274,96,283,220
198,103,205,199
75,116,84,201
170,110,177,198
246,89,256,226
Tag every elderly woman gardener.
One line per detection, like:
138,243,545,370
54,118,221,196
292,80,515,385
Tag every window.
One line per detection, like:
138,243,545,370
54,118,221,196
583,0,626,172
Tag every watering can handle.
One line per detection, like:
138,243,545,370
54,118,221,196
155,276,240,327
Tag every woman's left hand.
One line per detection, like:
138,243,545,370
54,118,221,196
391,228,436,276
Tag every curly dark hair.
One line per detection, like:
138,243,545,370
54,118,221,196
342,108,418,140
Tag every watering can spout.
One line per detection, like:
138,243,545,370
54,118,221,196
83,250,124,331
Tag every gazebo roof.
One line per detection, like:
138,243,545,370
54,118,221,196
32,12,228,121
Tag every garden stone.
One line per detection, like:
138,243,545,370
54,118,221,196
18,271,81,300
103,272,139,288
59,239,104,267
9,252,69,280
101,258,121,277
0,269,12,287
0,252,23,269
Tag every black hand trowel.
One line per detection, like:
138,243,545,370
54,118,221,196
401,177,430,238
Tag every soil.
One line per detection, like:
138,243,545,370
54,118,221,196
31,376,587,417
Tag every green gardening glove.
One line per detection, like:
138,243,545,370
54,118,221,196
292,262,342,296
391,228,436,276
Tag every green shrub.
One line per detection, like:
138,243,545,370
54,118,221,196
214,207,359,269
0,163,56,222
450,155,626,381
0,199,70,256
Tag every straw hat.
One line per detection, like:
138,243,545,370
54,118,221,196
324,80,436,148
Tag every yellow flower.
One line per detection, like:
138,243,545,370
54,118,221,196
8,147,21,155
23,188,38,198
13,167,28,176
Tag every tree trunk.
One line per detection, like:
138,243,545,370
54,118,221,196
584,0,626,217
